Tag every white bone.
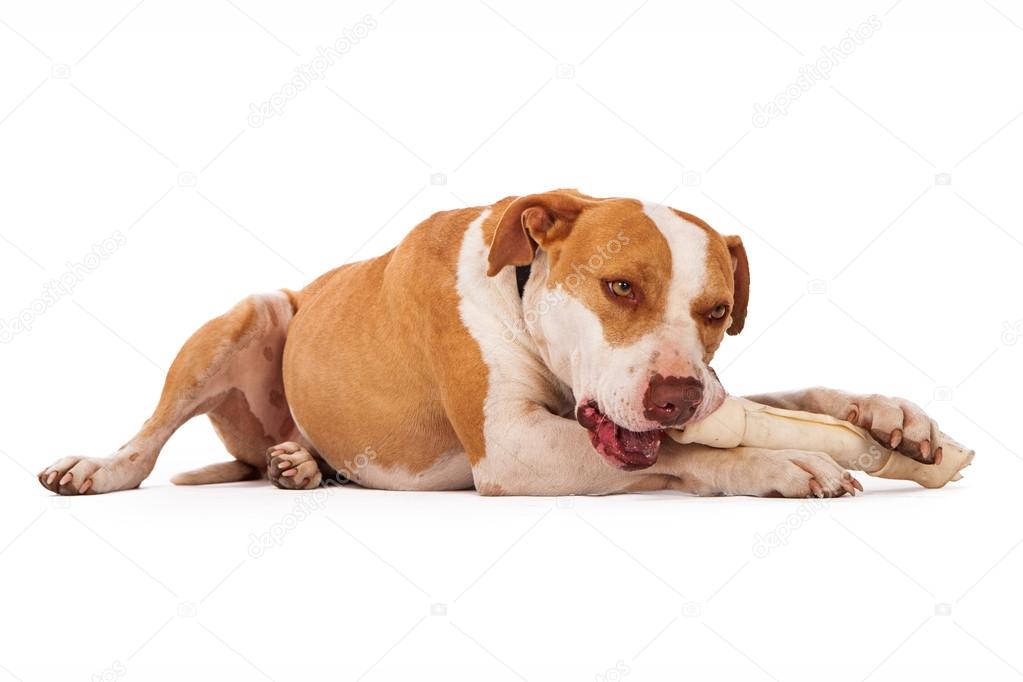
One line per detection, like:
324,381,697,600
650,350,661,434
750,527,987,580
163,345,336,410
667,397,974,488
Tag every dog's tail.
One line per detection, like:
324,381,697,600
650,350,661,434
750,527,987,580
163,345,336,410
171,460,261,486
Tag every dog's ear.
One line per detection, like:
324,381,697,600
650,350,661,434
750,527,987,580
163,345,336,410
486,191,592,276
724,235,749,335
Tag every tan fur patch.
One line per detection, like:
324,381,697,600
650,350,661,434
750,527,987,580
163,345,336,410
284,205,490,474
548,199,673,346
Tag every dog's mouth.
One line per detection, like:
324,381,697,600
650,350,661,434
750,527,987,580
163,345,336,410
576,401,663,470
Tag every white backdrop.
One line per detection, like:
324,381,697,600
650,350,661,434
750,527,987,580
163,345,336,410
2,0,1022,680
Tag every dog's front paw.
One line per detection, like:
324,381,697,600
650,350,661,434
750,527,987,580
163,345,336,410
266,442,322,490
38,456,121,495
843,394,941,464
752,450,861,498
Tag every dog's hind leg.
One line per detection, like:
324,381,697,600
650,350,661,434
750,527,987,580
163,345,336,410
38,291,298,495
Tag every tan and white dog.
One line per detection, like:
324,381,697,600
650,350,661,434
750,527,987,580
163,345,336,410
38,189,943,498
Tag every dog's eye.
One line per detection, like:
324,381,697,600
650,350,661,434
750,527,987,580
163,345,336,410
608,281,634,298
709,304,729,320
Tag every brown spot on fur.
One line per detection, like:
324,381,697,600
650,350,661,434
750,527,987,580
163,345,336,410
278,413,295,440
128,452,140,462
263,345,273,362
269,388,286,409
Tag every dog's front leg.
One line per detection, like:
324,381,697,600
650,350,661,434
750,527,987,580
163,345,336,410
472,403,856,498
745,387,942,464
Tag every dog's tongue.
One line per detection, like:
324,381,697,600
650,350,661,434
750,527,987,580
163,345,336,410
576,403,662,470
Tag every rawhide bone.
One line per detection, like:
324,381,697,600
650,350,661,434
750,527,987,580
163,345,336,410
667,397,973,488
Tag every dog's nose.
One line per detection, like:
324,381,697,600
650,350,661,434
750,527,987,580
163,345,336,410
643,374,703,426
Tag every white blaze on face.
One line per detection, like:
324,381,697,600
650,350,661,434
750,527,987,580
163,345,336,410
642,202,725,421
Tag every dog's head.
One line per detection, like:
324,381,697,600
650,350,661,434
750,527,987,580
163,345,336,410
487,189,749,471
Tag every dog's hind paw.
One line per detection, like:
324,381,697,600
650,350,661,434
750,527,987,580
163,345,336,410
266,442,322,490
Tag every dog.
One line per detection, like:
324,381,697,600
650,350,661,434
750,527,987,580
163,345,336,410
38,189,942,497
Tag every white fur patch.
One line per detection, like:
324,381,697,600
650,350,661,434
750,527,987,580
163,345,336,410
455,210,577,484
643,203,709,326
347,448,474,491
643,203,724,420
